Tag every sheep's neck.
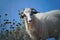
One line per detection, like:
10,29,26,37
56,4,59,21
24,17,32,31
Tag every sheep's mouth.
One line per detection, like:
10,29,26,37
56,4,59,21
27,20,33,24
27,22,32,24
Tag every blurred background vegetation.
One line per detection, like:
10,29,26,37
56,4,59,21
0,10,31,40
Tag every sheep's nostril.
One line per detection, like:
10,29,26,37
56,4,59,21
29,20,32,22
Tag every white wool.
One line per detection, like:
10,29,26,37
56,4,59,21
34,10,60,20
24,17,33,38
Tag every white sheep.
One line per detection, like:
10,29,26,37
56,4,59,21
20,8,60,40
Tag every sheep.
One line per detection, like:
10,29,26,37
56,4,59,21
20,8,60,40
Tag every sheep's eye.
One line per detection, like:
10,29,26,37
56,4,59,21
21,14,26,18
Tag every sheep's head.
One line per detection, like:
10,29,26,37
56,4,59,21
20,8,38,23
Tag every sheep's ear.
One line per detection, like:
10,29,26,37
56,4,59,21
20,12,25,18
31,8,38,14
20,14,24,18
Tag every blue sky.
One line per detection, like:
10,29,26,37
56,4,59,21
0,0,60,40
